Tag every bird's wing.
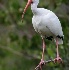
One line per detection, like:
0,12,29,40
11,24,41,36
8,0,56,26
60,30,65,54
41,12,63,36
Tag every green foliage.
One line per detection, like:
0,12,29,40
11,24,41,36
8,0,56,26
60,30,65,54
0,0,69,70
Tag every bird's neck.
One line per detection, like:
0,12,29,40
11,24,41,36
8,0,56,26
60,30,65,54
31,4,38,15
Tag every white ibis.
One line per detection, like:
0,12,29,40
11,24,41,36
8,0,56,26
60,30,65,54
22,0,64,69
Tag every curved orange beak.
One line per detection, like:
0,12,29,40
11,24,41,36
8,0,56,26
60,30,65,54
22,0,32,22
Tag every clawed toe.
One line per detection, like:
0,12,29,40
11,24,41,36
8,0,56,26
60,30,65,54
39,59,45,65
35,60,45,70
54,57,63,63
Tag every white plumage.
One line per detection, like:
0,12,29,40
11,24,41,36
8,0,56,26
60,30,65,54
31,0,63,44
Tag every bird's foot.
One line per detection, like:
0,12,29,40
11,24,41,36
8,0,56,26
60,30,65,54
35,59,45,70
54,57,63,63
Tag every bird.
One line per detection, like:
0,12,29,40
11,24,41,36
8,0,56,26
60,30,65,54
22,0,64,69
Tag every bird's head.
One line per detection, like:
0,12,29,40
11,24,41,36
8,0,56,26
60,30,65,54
22,0,39,22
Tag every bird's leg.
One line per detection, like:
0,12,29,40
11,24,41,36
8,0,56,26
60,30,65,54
35,38,46,70
41,38,45,62
39,38,46,69
54,38,62,63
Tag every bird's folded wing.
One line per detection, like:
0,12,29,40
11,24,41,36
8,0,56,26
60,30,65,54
41,13,63,36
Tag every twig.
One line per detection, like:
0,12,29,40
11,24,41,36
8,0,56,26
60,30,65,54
35,59,54,70
0,46,40,59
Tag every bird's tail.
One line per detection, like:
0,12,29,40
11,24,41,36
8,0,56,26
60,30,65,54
54,38,63,44
58,38,63,44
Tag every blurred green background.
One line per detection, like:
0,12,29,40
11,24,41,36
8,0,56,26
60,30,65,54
0,0,69,70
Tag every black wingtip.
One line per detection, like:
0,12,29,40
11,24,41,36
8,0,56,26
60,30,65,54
57,35,64,40
45,36,53,41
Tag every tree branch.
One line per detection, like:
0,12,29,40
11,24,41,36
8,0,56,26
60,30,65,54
35,59,54,70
